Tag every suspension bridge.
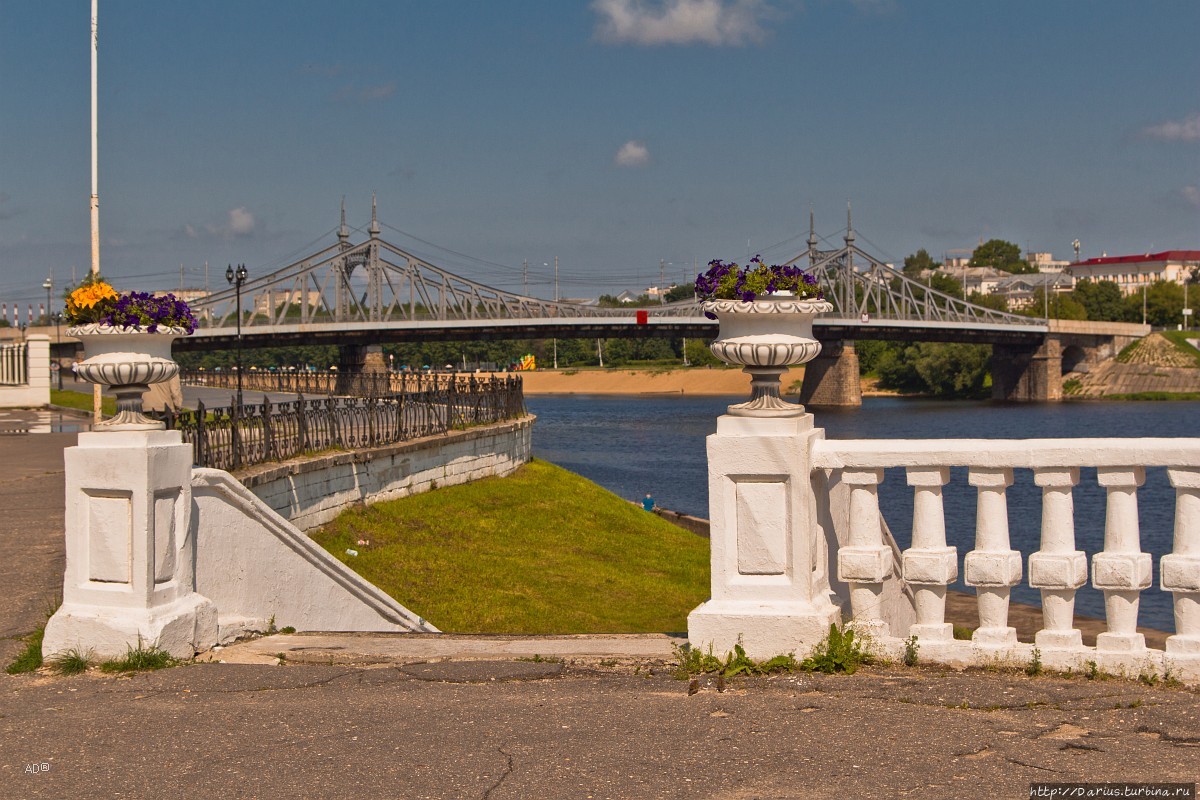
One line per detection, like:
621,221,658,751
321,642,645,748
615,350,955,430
183,204,1048,353
170,203,1146,403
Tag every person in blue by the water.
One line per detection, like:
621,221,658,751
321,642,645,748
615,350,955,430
641,493,656,511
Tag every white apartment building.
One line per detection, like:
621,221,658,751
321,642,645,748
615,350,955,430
1069,250,1200,295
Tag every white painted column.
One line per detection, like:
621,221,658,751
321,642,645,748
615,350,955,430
25,335,50,405
837,468,892,637
964,467,1021,646
43,429,218,660
688,414,841,659
1092,467,1151,653
1028,467,1088,650
902,467,956,641
1161,468,1200,661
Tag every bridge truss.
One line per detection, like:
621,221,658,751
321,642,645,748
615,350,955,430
189,210,1041,334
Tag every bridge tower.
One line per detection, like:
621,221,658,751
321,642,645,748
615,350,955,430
335,197,353,321
798,206,862,407
334,195,389,394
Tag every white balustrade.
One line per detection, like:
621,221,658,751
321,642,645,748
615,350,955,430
837,467,890,637
801,438,1200,680
1028,467,1087,649
902,467,955,641
964,467,1021,646
1092,467,1151,653
1162,468,1200,660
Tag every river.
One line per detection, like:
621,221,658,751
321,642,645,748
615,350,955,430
526,395,1200,631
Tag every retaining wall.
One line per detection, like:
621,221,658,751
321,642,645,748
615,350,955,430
239,415,535,532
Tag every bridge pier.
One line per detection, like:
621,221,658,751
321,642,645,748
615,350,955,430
991,338,1062,403
335,344,389,396
797,342,862,407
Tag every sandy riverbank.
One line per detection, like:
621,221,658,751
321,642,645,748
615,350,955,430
516,367,805,395
514,367,895,396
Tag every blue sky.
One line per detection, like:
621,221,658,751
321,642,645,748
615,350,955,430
1,0,1197,309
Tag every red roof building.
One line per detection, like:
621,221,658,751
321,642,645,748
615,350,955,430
1069,250,1200,295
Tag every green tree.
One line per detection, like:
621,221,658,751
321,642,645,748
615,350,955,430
684,337,722,367
1070,279,1125,322
913,343,991,397
664,283,696,303
871,341,990,397
1019,289,1087,320
926,272,965,299
1122,280,1186,328
966,291,1008,312
970,239,1035,274
903,249,940,278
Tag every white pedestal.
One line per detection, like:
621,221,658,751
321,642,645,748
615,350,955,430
687,413,843,660
43,430,217,660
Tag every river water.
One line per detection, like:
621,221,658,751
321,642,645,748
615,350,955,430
527,394,1200,631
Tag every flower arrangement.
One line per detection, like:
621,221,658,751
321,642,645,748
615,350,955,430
694,256,822,304
66,275,198,334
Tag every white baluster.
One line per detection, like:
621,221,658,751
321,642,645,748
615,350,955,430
1028,467,1088,650
1092,467,1151,653
964,467,1021,646
1161,468,1200,660
902,467,956,641
837,468,891,637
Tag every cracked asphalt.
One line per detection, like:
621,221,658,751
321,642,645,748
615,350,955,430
2,660,1198,799
1,416,1198,798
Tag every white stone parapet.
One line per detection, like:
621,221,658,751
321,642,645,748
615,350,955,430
690,432,1200,681
43,429,218,659
0,335,49,408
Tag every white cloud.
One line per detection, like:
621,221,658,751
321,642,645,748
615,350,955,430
335,82,398,103
227,207,256,236
175,207,259,241
1183,186,1200,209
591,0,772,46
1141,112,1200,143
615,140,650,167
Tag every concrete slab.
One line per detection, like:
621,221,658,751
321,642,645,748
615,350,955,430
208,632,685,666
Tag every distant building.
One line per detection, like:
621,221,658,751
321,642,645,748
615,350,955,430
927,266,1008,295
254,289,322,313
1025,252,1071,273
992,273,1074,310
1069,251,1200,296
153,288,210,304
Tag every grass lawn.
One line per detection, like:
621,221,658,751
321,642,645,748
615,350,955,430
50,388,116,416
1158,329,1200,367
310,459,711,634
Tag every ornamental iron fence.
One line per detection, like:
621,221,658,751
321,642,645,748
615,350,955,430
161,375,525,471
178,368,479,398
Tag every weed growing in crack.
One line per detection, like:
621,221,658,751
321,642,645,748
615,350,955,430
99,640,178,673
49,648,91,676
1025,647,1043,677
903,635,919,667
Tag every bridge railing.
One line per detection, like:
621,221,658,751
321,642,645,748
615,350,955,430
810,437,1200,676
161,375,526,472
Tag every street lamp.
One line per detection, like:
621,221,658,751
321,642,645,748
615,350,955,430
42,276,52,325
226,263,248,408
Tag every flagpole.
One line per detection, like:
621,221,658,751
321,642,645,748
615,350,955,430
90,0,102,422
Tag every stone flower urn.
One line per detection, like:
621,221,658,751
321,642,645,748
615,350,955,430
68,324,188,430
703,295,833,417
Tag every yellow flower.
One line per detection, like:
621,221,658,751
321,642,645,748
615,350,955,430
69,282,117,309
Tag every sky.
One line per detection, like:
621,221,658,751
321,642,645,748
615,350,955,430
1,0,1197,310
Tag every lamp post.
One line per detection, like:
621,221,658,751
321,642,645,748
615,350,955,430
42,276,52,325
226,263,247,408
